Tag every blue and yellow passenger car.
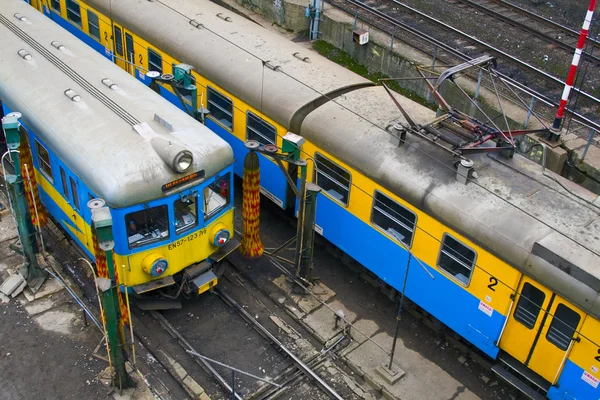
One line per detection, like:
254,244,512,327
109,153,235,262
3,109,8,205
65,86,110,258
29,0,600,397
1,1,236,296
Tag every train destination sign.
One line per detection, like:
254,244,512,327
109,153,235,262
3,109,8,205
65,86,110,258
161,171,204,192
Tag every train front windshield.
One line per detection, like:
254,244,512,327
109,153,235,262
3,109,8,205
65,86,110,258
123,173,231,250
126,205,169,248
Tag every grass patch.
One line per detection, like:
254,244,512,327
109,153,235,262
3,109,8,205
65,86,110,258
312,40,436,110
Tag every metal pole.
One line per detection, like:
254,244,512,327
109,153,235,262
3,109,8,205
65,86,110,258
390,31,395,51
389,253,412,369
89,200,132,389
299,183,321,281
581,129,597,162
231,370,235,400
552,0,596,131
311,0,321,40
524,97,535,128
474,68,483,100
353,9,358,30
431,46,437,70
294,164,308,279
1,113,46,292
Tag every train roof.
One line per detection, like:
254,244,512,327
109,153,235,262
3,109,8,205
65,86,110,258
85,0,372,130
302,86,600,317
0,1,233,208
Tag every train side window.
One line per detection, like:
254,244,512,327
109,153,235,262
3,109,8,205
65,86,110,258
126,205,169,249
113,26,123,56
546,304,580,350
437,234,476,285
246,112,276,145
87,10,100,41
59,167,69,200
35,140,53,182
125,33,134,63
203,173,230,221
69,177,80,210
513,283,546,329
148,49,162,74
174,196,198,235
314,153,351,206
371,190,416,247
207,87,233,130
51,0,61,13
66,0,82,26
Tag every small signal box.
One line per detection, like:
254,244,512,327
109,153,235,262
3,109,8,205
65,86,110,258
353,29,369,45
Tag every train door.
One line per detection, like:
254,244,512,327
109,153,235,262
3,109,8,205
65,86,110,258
499,276,584,384
60,168,89,247
124,30,135,76
112,23,126,71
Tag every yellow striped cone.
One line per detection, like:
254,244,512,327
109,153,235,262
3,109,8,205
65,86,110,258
240,151,263,258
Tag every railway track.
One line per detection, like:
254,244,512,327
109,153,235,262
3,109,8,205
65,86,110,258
149,280,349,400
326,0,600,132
454,0,600,64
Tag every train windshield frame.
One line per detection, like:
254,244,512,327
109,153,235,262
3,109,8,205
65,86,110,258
126,204,170,249
203,173,231,221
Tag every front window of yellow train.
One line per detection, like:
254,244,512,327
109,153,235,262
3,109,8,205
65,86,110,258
174,195,198,234
126,205,169,249
203,173,230,220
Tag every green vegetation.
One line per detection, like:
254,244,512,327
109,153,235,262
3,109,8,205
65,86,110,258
311,40,437,110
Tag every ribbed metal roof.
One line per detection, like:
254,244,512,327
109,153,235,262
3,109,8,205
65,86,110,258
0,1,233,208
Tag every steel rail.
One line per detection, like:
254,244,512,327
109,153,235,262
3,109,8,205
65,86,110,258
328,0,600,132
456,0,600,64
490,0,600,47
150,310,244,400
215,288,344,400
384,0,600,104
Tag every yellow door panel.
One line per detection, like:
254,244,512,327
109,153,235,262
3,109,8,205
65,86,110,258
528,298,584,383
112,23,126,70
569,317,600,382
499,277,553,364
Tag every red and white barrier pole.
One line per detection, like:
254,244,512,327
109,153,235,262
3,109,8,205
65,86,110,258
552,0,597,132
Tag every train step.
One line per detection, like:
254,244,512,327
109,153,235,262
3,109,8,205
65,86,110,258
497,352,551,392
492,352,550,400
491,364,546,400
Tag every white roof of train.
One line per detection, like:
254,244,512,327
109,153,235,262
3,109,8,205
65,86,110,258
0,1,233,208
85,0,372,130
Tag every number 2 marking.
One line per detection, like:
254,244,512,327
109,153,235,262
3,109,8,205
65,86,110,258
139,54,143,64
595,349,600,362
488,276,498,292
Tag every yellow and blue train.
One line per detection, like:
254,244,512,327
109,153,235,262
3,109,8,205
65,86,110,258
25,0,600,397
0,1,236,297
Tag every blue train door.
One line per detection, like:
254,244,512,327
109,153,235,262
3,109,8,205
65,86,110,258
59,167,89,248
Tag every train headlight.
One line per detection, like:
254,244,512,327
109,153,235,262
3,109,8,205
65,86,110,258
174,150,193,173
211,222,230,247
141,253,169,277
151,137,194,174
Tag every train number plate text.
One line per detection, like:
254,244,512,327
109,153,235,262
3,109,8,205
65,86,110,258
168,229,207,250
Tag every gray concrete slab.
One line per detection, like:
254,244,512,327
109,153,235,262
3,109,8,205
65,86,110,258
350,318,380,345
302,300,357,344
345,332,479,400
0,273,25,296
272,275,336,314
23,275,64,301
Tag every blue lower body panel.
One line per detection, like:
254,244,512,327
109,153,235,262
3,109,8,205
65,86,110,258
548,360,599,399
314,194,502,358
206,120,288,209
